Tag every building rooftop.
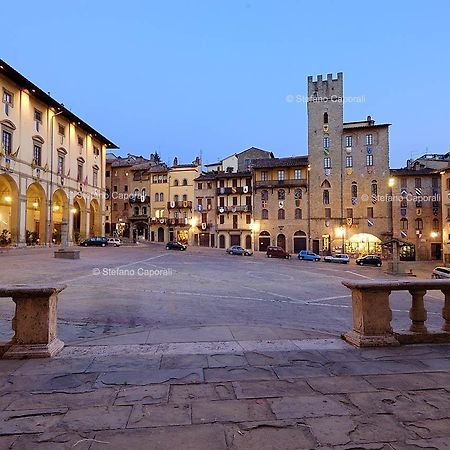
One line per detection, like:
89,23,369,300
390,167,440,176
109,154,149,168
251,156,308,169
0,59,118,149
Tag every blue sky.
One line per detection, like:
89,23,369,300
2,0,449,167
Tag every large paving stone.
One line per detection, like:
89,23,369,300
305,416,356,446
0,360,26,376
329,359,428,376
364,372,448,391
226,421,317,449
92,425,227,450
419,357,450,371
169,382,235,403
147,326,234,343
5,388,118,410
115,385,169,405
11,431,95,449
306,375,377,394
268,395,353,419
207,353,247,368
244,350,327,367
0,435,17,448
391,437,450,449
233,379,313,399
406,418,450,438
97,368,204,386
14,357,94,375
274,362,331,378
127,403,191,428
0,408,67,434
85,355,161,372
192,399,275,424
160,354,208,369
56,406,132,431
348,389,450,421
204,366,276,382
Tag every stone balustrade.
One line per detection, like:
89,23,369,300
342,279,450,347
0,284,66,359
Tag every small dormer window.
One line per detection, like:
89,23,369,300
2,89,13,116
34,109,42,132
78,135,84,146
93,145,100,156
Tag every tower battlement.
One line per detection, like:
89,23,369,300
307,72,343,98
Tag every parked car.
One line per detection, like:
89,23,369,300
298,250,321,261
356,255,382,267
107,237,122,247
79,236,108,247
432,267,450,279
324,254,350,264
166,241,187,251
266,246,291,259
226,245,253,256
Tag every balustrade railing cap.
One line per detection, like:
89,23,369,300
342,279,450,291
0,284,67,297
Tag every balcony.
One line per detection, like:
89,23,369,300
167,201,193,209
217,186,252,195
129,195,150,204
129,213,149,221
255,178,307,189
217,205,252,214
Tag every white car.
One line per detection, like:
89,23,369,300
107,238,122,247
324,254,350,264
432,267,450,279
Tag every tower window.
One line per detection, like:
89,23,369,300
366,154,373,166
346,136,353,147
323,137,330,148
346,156,353,168
323,112,328,124
351,182,357,198
323,157,331,169
366,134,373,145
323,189,330,205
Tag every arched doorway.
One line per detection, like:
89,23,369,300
245,234,252,250
258,231,270,252
135,222,149,240
157,226,165,242
90,199,101,236
72,195,86,243
26,182,46,244
0,174,19,244
219,234,226,249
293,230,307,253
277,234,286,250
51,189,69,244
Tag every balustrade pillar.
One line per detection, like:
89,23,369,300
442,289,450,332
408,289,427,333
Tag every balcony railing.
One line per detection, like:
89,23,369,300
129,213,149,220
167,201,193,209
129,195,150,204
217,186,252,195
342,279,450,347
151,217,189,226
217,205,252,214
255,179,307,189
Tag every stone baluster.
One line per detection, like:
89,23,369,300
442,289,450,332
408,289,427,333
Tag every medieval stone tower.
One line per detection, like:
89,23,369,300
307,73,391,255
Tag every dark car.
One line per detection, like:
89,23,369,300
80,236,108,247
226,245,253,256
356,255,382,267
266,246,291,259
166,241,187,251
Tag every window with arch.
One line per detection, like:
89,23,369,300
160,192,164,202
415,218,423,230
134,189,139,196
262,209,269,220
295,208,302,219
182,179,187,186
433,218,439,231
321,179,331,188
351,182,358,198
155,193,160,202
401,198,408,208
323,190,330,205
371,180,378,196
134,206,139,215
174,195,179,202
278,189,285,200
323,112,328,124
142,206,147,215
294,189,302,200
278,209,285,220
261,190,268,201
182,194,187,201
401,218,408,230
174,179,179,186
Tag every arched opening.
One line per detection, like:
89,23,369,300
258,231,271,252
72,195,86,243
157,226,165,242
26,182,46,245
219,234,226,249
90,199,101,236
346,233,381,256
277,234,286,250
293,230,307,253
51,189,69,244
245,234,252,250
278,209,285,220
135,222,149,240
0,174,19,244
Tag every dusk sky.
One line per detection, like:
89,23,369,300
3,0,449,168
